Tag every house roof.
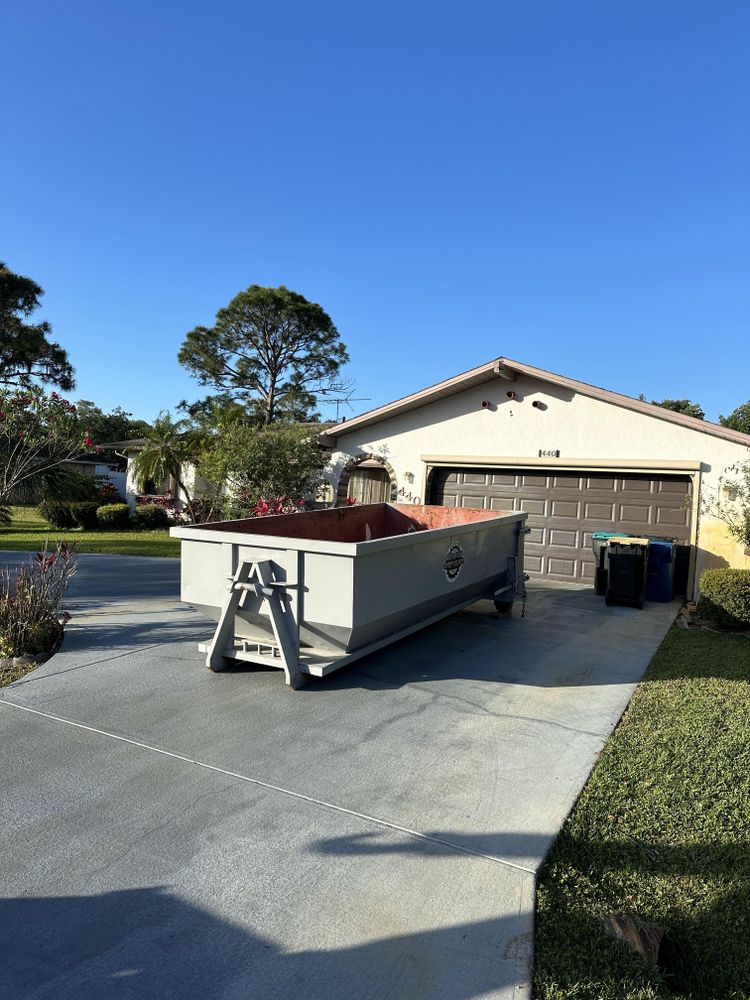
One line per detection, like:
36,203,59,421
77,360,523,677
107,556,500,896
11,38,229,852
97,438,149,450
318,356,750,449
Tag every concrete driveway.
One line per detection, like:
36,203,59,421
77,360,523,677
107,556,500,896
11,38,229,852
0,552,679,1000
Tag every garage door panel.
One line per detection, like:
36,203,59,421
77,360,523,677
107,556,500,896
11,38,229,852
657,479,690,495
550,500,580,518
522,473,548,487
547,557,577,578
430,466,692,583
549,528,578,547
520,498,547,515
585,476,616,491
459,495,486,509
656,507,690,527
584,501,616,519
621,477,652,492
619,503,653,523
488,495,518,510
461,472,489,486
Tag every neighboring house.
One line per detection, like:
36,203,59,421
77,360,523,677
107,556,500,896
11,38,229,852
100,439,205,510
109,423,336,511
319,356,750,600
61,456,126,496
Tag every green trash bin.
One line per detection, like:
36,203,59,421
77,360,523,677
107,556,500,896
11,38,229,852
605,537,650,610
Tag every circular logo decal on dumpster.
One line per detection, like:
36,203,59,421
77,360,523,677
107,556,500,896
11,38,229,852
443,543,465,582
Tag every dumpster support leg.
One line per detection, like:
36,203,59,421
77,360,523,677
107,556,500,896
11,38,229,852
253,560,303,689
205,560,253,673
205,560,303,688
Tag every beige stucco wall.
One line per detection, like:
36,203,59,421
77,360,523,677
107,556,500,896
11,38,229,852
327,374,750,598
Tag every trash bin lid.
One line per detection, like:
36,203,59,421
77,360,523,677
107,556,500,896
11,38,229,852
592,531,626,539
647,539,675,561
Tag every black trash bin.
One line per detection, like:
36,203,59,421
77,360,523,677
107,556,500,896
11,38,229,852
591,531,626,596
605,537,649,610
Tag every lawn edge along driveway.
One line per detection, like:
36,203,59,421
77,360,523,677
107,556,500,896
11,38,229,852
534,624,750,1000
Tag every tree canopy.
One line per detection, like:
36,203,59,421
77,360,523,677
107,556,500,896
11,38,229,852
75,400,152,464
0,262,75,391
197,421,326,519
0,388,86,511
648,397,705,420
178,285,348,425
719,401,750,436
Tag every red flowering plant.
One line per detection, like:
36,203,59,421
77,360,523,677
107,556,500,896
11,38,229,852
251,496,306,517
0,388,86,510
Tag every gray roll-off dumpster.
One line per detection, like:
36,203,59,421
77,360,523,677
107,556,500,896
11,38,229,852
171,503,529,688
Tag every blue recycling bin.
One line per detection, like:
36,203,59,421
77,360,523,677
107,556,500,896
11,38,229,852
646,539,676,602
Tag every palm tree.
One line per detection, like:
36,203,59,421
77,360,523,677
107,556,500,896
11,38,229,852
130,412,198,521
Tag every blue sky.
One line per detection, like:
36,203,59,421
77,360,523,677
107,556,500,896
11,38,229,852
3,1,748,424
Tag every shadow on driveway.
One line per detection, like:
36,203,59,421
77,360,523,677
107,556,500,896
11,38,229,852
0,886,528,1000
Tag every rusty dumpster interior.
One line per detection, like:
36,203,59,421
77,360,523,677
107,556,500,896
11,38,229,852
190,503,512,543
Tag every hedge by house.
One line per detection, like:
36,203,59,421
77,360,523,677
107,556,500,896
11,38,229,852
134,503,171,529
95,503,131,529
69,501,100,530
699,568,750,627
38,501,76,529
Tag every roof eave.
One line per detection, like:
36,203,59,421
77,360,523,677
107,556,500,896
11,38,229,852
319,355,750,450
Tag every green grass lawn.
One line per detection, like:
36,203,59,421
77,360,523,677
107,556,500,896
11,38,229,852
534,625,750,1000
0,505,180,557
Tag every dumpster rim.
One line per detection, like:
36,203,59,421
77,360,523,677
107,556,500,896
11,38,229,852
170,508,528,556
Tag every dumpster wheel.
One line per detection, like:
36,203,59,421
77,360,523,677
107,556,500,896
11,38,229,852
494,599,514,614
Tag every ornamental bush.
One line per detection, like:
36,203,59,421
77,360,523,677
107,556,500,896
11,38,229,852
133,503,171,529
699,569,750,627
96,503,131,529
38,500,76,529
69,501,100,530
0,542,78,658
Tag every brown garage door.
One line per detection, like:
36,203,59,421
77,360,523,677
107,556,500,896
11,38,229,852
430,468,693,582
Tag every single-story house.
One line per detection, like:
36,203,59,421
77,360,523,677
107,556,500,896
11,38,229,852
100,439,203,510
319,356,750,601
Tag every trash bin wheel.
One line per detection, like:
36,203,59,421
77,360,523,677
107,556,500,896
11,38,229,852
605,593,613,607
637,591,645,610
494,599,514,614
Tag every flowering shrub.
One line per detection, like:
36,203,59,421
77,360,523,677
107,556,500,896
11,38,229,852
0,388,86,507
96,481,125,505
251,496,306,517
135,493,179,515
0,542,77,658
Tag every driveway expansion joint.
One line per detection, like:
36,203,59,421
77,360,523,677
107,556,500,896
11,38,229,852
0,698,538,878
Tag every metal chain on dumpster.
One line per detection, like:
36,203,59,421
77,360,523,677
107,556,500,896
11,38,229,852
519,576,528,618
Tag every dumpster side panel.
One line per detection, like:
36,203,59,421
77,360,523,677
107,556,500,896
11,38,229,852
181,540,232,620
348,519,523,650
302,553,355,628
